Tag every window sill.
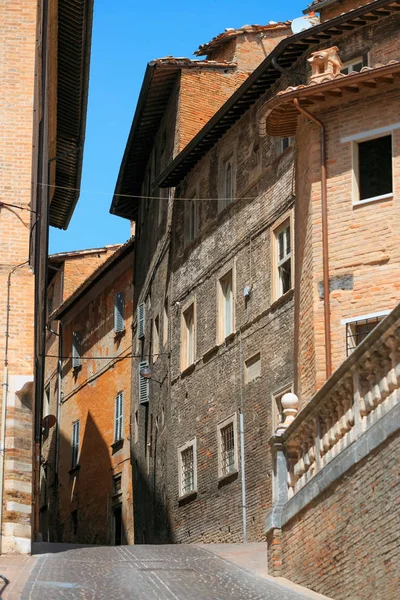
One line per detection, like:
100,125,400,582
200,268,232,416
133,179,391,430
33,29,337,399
68,464,81,475
271,288,294,310
353,193,393,207
111,439,124,452
178,490,197,505
114,328,126,339
181,363,196,378
218,470,238,487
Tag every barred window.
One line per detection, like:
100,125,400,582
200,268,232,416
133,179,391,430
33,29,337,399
178,439,197,498
218,415,237,478
346,316,384,356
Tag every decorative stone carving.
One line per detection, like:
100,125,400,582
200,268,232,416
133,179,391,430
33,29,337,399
275,393,299,435
307,46,343,84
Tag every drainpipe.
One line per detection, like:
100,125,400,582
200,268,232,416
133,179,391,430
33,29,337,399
0,262,29,553
293,98,332,379
55,323,62,476
239,333,247,543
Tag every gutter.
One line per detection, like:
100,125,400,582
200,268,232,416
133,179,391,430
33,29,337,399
303,0,338,15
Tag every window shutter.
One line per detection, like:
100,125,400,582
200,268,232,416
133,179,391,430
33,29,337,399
114,392,124,441
137,302,145,339
72,331,81,368
114,292,125,332
72,420,80,467
139,360,149,404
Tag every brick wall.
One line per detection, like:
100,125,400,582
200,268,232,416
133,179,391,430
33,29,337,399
0,0,38,554
55,249,134,544
278,430,400,599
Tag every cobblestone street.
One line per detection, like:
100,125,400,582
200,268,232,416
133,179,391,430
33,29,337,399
0,544,328,600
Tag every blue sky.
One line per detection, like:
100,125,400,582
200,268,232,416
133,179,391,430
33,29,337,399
50,0,307,254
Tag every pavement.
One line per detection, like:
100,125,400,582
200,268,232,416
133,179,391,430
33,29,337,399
0,543,332,600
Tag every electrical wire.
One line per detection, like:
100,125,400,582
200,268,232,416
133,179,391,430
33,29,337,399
42,352,169,360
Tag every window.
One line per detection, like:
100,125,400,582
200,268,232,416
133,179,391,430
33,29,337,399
181,302,195,370
272,385,293,434
184,198,199,245
245,353,261,384
178,438,197,498
163,298,169,347
113,474,122,495
43,384,50,419
218,415,238,478
137,302,145,339
353,135,392,203
114,292,125,333
71,510,78,536
71,420,80,468
274,220,292,299
114,392,124,442
139,360,150,404
72,331,81,369
134,410,139,443
153,316,160,360
218,269,234,342
341,56,367,74
346,315,385,356
219,155,235,212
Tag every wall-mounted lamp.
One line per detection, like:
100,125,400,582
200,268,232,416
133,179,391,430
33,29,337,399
139,366,164,386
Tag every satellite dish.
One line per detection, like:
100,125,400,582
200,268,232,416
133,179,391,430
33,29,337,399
41,414,57,429
291,16,315,35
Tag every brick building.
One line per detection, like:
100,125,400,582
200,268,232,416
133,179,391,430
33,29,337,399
40,244,121,541
48,239,135,545
0,0,93,553
110,23,295,543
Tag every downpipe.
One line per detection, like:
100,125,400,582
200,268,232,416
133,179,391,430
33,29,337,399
293,98,332,379
239,333,247,543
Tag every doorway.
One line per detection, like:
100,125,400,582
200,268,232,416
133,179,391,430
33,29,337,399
113,505,122,545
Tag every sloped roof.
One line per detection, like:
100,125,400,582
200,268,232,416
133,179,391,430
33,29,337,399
156,0,398,189
195,22,292,57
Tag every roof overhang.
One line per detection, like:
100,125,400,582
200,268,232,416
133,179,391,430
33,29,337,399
155,0,399,189
49,0,94,230
110,59,237,220
265,61,400,137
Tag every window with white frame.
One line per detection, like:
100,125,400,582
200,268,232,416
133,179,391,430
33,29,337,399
272,385,292,434
137,302,145,339
353,134,392,203
153,315,160,360
218,269,234,342
178,438,197,497
71,420,80,468
274,219,292,298
163,298,169,347
72,331,82,369
184,197,199,245
114,392,124,442
219,155,235,212
218,414,238,478
276,136,295,155
345,314,386,356
181,302,195,370
341,55,367,74
114,292,125,333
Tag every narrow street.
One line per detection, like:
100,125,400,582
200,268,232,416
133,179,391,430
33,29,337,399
0,544,327,600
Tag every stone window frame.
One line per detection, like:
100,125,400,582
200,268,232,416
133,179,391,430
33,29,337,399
271,383,294,436
177,437,197,499
218,144,237,213
180,297,196,372
114,391,124,443
184,186,200,247
152,314,160,361
216,263,236,345
275,136,295,157
342,123,399,207
271,209,294,302
217,413,238,480
341,310,390,356
244,352,261,385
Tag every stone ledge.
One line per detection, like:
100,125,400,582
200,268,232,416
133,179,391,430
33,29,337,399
265,401,400,533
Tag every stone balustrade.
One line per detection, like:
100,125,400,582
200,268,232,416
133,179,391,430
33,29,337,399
274,307,400,500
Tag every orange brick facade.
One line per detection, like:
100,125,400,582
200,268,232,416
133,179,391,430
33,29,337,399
51,244,134,544
0,0,38,554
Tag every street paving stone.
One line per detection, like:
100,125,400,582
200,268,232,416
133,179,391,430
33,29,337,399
14,544,316,600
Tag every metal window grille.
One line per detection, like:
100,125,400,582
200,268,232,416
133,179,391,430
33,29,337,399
220,422,235,476
138,302,145,339
180,445,194,495
139,360,149,404
71,420,80,468
114,292,125,332
114,392,124,442
346,317,382,356
72,331,81,369
277,224,291,297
